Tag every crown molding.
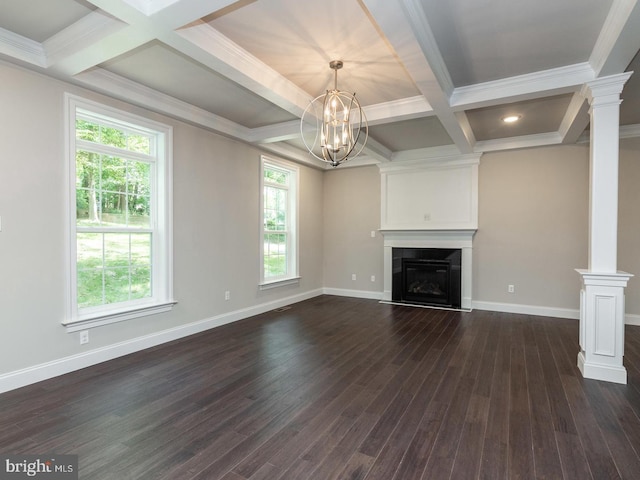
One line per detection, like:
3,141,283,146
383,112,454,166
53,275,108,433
450,63,595,110
256,142,329,170
380,151,481,173
475,132,563,153
43,11,125,68
0,28,45,67
249,120,301,144
363,136,393,163
324,156,382,170
577,124,640,144
619,124,640,139
74,67,251,141
391,144,461,163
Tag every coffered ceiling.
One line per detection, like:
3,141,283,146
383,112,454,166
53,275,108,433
1,0,639,168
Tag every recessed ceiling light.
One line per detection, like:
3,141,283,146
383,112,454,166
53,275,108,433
502,115,521,124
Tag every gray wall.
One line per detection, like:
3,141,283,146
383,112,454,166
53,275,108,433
323,166,383,292
474,145,589,309
0,62,323,376
619,137,640,314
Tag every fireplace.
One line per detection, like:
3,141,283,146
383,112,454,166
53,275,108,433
381,230,475,310
393,248,461,308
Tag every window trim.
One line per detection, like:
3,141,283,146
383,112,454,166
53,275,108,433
63,94,174,330
259,155,299,288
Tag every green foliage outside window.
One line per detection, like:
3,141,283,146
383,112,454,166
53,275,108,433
75,117,155,309
263,165,290,278
77,233,151,308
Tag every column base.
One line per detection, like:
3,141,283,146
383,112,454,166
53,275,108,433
577,350,627,384
576,269,632,385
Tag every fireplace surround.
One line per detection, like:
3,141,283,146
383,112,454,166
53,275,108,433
381,230,474,310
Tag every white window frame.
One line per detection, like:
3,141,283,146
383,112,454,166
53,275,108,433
64,94,174,331
259,155,300,289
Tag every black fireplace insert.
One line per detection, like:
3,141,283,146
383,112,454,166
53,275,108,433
392,248,461,308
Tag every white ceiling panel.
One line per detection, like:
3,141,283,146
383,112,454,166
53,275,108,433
467,94,574,141
207,0,420,104
99,41,297,128
421,0,613,86
0,0,96,42
369,117,453,152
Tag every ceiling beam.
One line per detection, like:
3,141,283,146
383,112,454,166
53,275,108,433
364,96,434,126
475,132,563,153
557,0,640,145
43,11,126,68
559,93,590,144
171,21,311,117
250,96,434,144
590,0,640,76
450,63,595,111
47,0,239,75
362,0,474,154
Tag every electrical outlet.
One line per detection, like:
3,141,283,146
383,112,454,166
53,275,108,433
225,291,230,301
371,275,375,282
79,330,89,345
351,274,357,281
508,284,515,293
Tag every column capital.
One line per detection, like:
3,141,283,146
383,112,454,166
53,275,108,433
576,269,633,287
581,72,633,106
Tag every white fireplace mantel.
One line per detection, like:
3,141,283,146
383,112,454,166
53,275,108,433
381,229,476,310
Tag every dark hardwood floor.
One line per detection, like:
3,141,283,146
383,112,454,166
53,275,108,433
2,295,640,479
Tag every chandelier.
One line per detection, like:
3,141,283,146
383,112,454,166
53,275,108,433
300,60,368,167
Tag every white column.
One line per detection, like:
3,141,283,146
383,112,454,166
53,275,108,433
577,73,633,384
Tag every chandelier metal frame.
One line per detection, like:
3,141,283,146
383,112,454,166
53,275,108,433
300,60,368,167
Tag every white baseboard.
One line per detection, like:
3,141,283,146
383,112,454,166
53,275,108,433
473,300,640,326
3,290,637,394
626,313,640,326
322,287,384,300
472,300,580,320
0,288,323,394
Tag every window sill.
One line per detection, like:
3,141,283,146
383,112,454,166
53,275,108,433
259,277,301,291
63,300,177,332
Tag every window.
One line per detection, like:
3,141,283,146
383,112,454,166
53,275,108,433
64,95,173,330
260,156,299,287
